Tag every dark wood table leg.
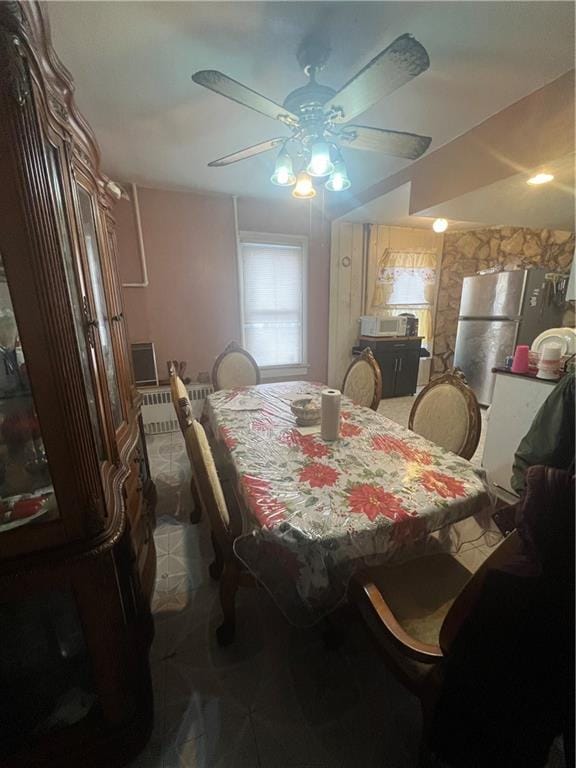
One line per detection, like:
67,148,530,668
209,531,224,581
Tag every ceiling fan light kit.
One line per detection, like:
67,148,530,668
192,32,432,199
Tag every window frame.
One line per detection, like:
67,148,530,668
237,231,309,378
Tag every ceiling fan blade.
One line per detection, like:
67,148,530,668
326,34,430,124
192,70,298,127
207,138,286,167
339,125,431,160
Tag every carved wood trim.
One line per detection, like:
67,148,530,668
0,3,147,561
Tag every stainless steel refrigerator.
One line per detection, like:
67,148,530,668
453,269,566,405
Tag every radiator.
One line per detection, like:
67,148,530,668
138,384,213,435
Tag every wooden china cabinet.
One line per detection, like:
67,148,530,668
0,3,157,766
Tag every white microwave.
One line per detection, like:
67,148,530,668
360,315,408,337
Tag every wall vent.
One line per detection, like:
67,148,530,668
139,384,213,435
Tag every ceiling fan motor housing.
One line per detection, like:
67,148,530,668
283,83,336,122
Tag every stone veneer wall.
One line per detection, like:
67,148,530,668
432,227,575,376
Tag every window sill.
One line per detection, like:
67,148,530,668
260,363,310,380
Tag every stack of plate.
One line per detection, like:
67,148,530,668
531,327,576,356
530,327,576,373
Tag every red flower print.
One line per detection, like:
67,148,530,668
299,462,340,488
340,421,361,438
220,426,238,450
293,433,330,459
242,475,286,527
419,470,466,499
279,429,301,448
278,430,331,457
347,484,409,523
340,410,352,420
371,434,432,465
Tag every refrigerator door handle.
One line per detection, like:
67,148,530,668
398,357,403,372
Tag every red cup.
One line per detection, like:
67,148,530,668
511,345,530,374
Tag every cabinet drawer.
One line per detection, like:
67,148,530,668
377,340,421,352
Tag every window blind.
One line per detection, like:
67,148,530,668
240,240,304,367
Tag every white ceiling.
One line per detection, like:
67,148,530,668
338,182,480,229
421,154,576,231
48,2,575,200
340,156,575,231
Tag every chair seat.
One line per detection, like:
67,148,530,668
356,553,474,648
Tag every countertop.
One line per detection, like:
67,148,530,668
359,335,423,342
492,366,560,384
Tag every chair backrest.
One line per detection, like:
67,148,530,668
211,341,261,391
169,366,192,437
341,347,382,411
187,418,235,556
408,369,481,460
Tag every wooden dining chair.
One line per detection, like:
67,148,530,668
349,531,521,755
211,341,261,391
408,369,481,460
186,417,254,646
169,367,203,523
341,347,382,410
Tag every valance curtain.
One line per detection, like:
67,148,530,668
371,246,438,343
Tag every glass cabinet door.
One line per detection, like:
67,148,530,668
45,143,105,461
76,187,124,430
0,257,59,534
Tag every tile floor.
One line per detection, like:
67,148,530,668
130,400,563,768
132,426,424,768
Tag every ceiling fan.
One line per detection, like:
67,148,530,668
191,33,431,197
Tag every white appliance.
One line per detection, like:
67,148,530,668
360,315,408,337
482,372,557,497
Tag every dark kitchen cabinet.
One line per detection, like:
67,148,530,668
359,337,422,398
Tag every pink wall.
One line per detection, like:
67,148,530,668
115,187,331,383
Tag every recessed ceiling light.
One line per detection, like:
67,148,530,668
527,172,554,185
432,218,448,233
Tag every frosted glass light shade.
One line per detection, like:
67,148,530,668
325,161,351,192
271,151,295,186
292,171,316,199
307,142,334,177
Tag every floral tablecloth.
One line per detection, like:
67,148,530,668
205,382,491,626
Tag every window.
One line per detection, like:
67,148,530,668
371,249,438,345
239,235,307,369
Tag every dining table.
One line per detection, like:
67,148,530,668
204,381,491,626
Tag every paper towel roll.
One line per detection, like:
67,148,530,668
321,389,341,441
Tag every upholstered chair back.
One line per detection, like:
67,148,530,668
408,370,481,460
341,347,382,411
212,341,260,391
